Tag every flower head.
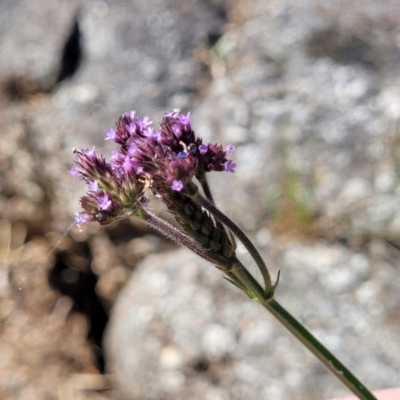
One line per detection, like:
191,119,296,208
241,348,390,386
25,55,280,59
70,146,148,227
198,143,231,172
70,109,236,228
158,110,236,175
69,148,112,183
159,110,196,153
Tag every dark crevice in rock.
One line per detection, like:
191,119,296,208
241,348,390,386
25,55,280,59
190,355,234,384
55,13,83,84
203,0,228,48
2,12,83,101
306,28,376,69
48,245,108,373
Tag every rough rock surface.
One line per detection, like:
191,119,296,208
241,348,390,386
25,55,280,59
106,241,400,400
106,1,400,399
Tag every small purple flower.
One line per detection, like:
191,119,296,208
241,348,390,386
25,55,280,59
225,160,236,173
88,181,99,191
68,165,80,177
144,127,160,143
123,155,136,174
179,112,191,130
98,193,113,211
172,124,181,135
126,122,136,135
123,110,136,119
226,144,235,153
126,144,139,157
141,116,152,127
199,144,208,154
171,180,184,191
105,128,117,141
110,150,122,168
75,211,92,228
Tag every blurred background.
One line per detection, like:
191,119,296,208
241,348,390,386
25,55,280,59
1,0,400,399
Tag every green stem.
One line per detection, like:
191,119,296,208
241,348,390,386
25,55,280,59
196,171,215,205
196,171,230,237
263,299,377,400
231,262,377,400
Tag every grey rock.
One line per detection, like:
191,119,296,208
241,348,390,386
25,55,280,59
106,239,400,400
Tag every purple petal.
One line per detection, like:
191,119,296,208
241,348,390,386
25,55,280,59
68,165,80,177
226,144,235,153
123,110,136,119
84,147,96,158
104,128,117,141
123,156,136,173
171,180,184,191
88,181,99,191
142,116,152,127
179,112,191,129
109,150,121,169
146,127,161,143
199,144,208,155
127,144,140,157
75,211,92,228
172,124,181,135
98,193,113,211
126,122,136,134
224,160,236,173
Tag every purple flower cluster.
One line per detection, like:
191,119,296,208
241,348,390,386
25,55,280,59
69,146,148,227
70,109,236,228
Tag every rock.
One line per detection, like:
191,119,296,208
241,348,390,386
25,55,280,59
105,240,400,400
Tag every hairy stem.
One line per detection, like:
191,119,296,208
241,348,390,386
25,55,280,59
142,210,233,271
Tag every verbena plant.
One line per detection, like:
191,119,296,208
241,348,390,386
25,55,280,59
70,109,377,400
